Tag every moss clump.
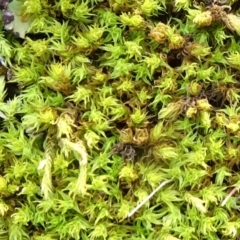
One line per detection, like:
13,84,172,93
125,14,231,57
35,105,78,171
1,0,240,239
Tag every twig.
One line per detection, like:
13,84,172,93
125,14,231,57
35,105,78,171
221,187,240,207
128,179,173,217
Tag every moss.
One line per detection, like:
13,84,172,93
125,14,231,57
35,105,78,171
0,0,240,239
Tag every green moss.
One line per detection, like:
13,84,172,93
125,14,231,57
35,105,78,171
1,0,240,239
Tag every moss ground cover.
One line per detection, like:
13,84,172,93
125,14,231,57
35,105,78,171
1,0,240,239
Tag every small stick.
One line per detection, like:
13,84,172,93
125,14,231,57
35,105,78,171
221,187,240,207
128,179,173,217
